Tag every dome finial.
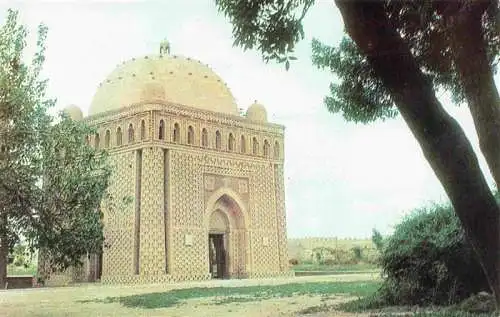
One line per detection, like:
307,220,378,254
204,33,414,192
160,38,171,56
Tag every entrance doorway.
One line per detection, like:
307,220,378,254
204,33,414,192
208,233,226,279
97,252,103,280
206,193,248,278
86,251,103,282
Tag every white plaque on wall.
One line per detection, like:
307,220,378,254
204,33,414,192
185,234,193,246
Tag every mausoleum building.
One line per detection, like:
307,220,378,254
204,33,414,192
41,44,291,284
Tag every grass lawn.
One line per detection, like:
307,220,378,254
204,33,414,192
1,272,494,317
292,262,379,272
91,279,381,309
0,274,380,317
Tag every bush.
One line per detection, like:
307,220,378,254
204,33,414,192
352,246,363,262
362,249,381,265
377,203,489,306
10,244,33,268
372,229,384,252
450,292,496,314
289,258,299,265
321,259,336,266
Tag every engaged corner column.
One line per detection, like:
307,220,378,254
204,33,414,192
137,147,167,277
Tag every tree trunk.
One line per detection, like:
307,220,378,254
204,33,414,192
0,213,7,289
448,1,500,191
335,0,500,307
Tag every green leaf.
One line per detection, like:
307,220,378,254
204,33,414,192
0,9,115,277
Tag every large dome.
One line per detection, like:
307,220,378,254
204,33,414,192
89,54,239,116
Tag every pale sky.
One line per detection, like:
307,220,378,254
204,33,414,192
2,0,498,239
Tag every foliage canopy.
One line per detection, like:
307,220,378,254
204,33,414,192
216,0,500,122
0,9,113,284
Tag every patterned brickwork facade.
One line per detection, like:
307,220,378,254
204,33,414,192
274,164,289,271
139,147,166,276
102,151,136,278
40,51,293,285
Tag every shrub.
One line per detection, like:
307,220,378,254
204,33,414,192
10,244,33,268
289,258,299,265
372,229,384,252
362,249,380,265
451,292,496,314
331,248,357,265
377,203,489,306
351,246,363,262
321,259,336,266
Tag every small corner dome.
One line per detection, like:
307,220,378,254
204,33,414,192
246,101,267,122
63,104,83,121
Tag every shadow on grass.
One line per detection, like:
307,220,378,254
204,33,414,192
330,291,498,317
80,280,381,309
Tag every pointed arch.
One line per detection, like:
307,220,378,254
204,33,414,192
140,120,146,140
202,128,208,147
173,122,180,143
187,125,195,145
263,139,270,157
128,123,134,143
215,130,221,149
116,127,122,146
209,209,230,232
240,135,246,154
205,188,249,278
159,120,165,140
228,133,235,151
252,137,259,155
104,130,110,148
204,187,249,230
94,133,100,150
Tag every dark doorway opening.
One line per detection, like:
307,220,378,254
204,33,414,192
88,245,103,282
209,233,226,279
97,251,103,280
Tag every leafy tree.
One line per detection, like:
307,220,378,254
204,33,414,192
215,0,500,306
0,9,112,288
371,229,384,252
35,114,111,275
9,243,32,269
0,8,51,289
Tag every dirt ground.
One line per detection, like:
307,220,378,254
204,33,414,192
0,273,378,317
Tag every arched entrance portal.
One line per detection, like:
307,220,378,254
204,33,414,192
207,193,247,279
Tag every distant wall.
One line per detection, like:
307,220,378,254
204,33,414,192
5,276,34,289
287,237,378,263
